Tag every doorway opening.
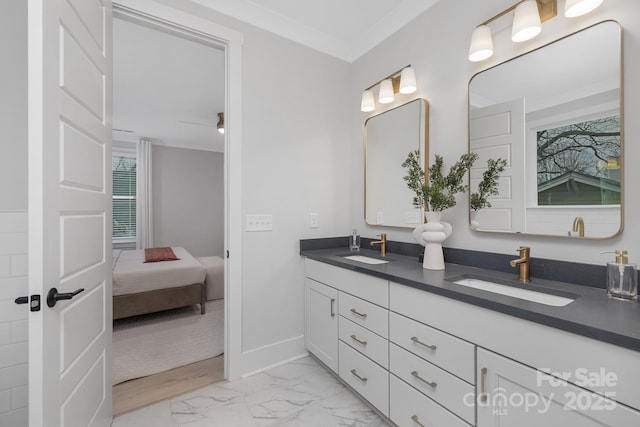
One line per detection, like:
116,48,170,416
110,7,228,415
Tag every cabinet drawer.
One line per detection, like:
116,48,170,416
339,341,389,416
390,343,474,424
305,259,388,307
339,316,388,368
478,348,640,426
390,375,471,427
339,292,388,338
389,312,474,384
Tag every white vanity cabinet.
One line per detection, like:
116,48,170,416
477,348,640,426
304,259,390,416
304,278,338,372
390,281,640,426
388,308,476,425
304,259,640,426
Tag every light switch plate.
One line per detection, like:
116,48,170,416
246,214,273,231
406,211,422,224
376,211,384,224
309,213,319,229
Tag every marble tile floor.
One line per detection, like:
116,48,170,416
112,356,390,426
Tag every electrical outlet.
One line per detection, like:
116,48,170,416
309,213,319,229
376,211,384,224
406,211,422,224
246,214,273,231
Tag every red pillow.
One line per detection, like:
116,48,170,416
144,247,180,263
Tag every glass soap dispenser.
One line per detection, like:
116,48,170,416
350,228,361,251
602,250,638,301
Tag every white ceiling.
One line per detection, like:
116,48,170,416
112,18,225,152
191,0,440,62
112,1,440,152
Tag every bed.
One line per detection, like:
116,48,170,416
112,246,207,320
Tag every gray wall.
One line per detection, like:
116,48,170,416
351,0,640,266
0,1,28,425
0,0,27,210
152,145,224,258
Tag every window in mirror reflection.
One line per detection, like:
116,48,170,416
536,114,620,206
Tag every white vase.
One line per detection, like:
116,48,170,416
412,211,452,270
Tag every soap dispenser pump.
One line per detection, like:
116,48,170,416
602,250,638,301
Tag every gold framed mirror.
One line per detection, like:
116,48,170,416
468,21,622,239
365,98,428,228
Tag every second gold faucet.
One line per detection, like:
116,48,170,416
510,246,531,282
370,233,387,256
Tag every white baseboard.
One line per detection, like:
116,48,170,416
239,334,307,378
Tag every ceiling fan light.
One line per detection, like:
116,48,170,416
217,112,224,134
564,0,604,17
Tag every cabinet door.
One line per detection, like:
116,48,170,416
477,348,640,426
305,278,338,372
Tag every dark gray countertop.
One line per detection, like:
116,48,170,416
301,247,640,352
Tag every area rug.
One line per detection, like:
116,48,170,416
112,299,224,385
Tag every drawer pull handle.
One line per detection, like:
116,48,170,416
411,336,437,351
411,370,437,389
350,369,368,383
411,415,426,427
480,367,488,403
350,334,368,346
330,298,336,317
350,308,367,319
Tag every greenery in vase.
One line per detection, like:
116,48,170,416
402,150,478,212
470,158,507,211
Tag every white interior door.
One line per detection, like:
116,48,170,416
28,0,112,426
470,99,526,232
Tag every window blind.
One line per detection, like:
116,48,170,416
112,155,137,239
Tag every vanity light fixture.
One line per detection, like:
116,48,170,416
469,0,558,62
217,112,224,134
469,0,605,62
360,65,417,112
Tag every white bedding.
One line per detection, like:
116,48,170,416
112,247,206,296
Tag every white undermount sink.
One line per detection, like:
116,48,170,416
342,255,390,265
453,277,575,307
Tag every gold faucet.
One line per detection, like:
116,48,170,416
572,217,585,237
370,233,387,257
510,246,531,282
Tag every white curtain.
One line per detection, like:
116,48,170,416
136,139,154,249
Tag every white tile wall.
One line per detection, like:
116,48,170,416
526,206,620,238
0,211,28,426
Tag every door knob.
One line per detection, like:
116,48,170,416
46,288,84,307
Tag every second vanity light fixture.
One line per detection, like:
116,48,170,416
468,0,604,62
360,65,417,112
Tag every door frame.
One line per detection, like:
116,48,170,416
112,0,244,380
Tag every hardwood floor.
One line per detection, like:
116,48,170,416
113,355,225,416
